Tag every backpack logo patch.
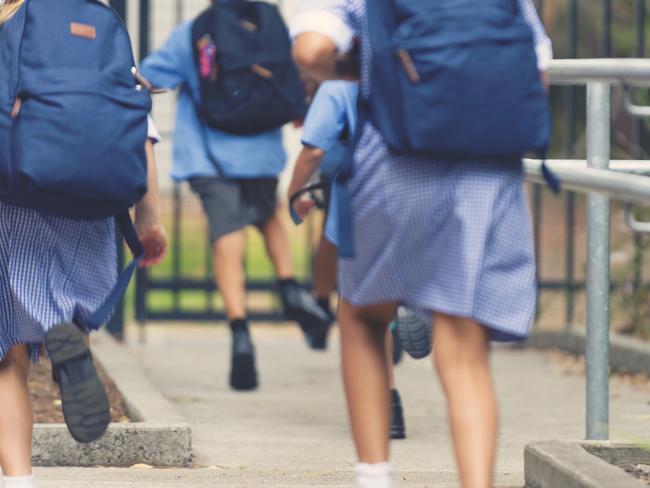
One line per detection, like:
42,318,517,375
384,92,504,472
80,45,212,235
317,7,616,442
70,22,97,40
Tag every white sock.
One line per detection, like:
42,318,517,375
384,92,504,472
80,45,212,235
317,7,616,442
354,462,394,488
2,475,36,488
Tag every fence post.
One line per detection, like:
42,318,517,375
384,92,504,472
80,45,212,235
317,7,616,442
585,82,611,440
139,0,150,62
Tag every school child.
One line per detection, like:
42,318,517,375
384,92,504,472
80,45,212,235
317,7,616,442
288,80,407,440
140,0,331,392
291,0,552,486
0,131,165,488
0,2,168,486
288,79,356,327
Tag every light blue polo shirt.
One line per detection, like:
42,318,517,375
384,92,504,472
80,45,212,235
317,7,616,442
301,81,359,175
141,21,286,181
299,81,359,246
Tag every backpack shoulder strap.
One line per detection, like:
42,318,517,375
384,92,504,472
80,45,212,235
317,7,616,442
81,211,144,330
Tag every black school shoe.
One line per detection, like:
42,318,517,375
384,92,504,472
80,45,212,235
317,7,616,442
45,323,110,444
278,280,331,350
390,389,407,440
396,307,432,360
229,326,258,391
391,325,404,365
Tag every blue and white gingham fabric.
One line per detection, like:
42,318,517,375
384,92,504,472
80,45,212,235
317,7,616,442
0,203,117,362
0,117,159,363
292,0,550,341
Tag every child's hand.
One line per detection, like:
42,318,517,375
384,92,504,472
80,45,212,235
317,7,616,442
135,220,168,268
292,198,317,221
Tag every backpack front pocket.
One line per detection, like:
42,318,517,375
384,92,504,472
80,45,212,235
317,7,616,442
396,38,546,159
370,5,550,159
13,85,150,210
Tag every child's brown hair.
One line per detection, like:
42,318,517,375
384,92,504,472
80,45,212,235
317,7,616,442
0,0,25,25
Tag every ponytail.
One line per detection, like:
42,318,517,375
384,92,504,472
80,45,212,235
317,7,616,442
0,0,25,25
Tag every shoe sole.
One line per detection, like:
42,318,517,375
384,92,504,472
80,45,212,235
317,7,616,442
304,321,331,351
390,428,407,440
45,323,110,444
230,352,258,391
292,311,331,351
397,308,432,360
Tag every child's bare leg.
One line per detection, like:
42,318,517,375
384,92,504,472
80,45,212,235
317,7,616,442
433,313,497,488
260,209,294,280
385,330,396,390
213,230,247,320
339,299,397,462
314,236,337,302
0,345,33,476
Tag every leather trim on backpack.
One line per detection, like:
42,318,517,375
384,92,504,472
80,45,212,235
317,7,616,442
10,98,21,119
70,22,97,40
251,64,273,79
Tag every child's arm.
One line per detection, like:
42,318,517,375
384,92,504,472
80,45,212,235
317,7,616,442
140,23,192,90
287,145,325,220
134,138,168,268
518,0,553,78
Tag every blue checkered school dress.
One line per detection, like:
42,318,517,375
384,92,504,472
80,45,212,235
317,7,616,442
0,203,117,362
292,0,552,341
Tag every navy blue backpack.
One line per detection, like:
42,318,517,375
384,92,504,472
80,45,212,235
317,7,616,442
0,0,153,327
322,0,554,257
191,0,306,135
365,0,551,160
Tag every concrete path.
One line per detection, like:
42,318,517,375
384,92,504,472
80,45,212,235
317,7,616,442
35,323,650,487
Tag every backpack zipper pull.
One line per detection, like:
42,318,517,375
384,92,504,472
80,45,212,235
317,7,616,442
251,64,273,79
397,49,421,84
10,98,21,119
131,67,167,94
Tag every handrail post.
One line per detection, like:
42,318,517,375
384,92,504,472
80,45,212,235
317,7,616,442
585,81,611,440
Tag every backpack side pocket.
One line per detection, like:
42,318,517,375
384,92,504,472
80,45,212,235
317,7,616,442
0,98,13,194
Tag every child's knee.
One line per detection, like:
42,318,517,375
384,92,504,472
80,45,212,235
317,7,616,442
433,316,490,370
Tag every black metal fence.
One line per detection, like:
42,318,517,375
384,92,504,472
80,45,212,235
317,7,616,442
534,0,650,330
109,0,650,334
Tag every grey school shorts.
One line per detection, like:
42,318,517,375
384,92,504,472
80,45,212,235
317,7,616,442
189,176,278,243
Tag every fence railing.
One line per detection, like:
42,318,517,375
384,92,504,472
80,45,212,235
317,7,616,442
105,0,650,333
108,0,650,441
527,58,650,441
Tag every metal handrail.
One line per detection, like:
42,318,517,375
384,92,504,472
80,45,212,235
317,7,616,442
532,58,650,441
623,86,650,118
524,159,650,204
624,205,650,233
548,58,650,86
